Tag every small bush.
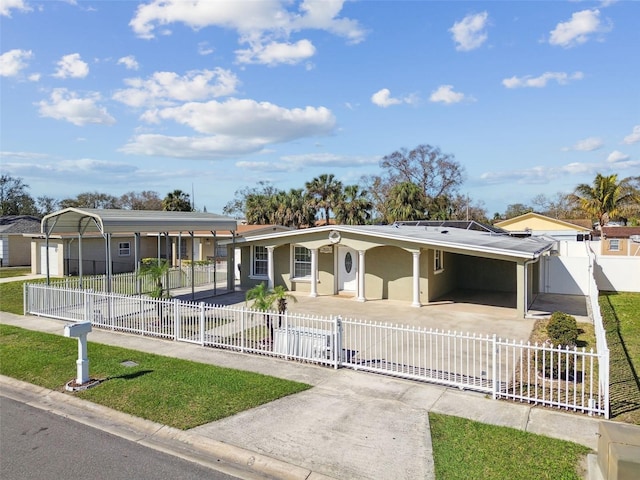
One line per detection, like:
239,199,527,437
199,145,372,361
547,311,578,347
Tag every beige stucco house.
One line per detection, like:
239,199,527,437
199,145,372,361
0,215,41,267
495,212,593,241
232,224,555,317
596,227,640,256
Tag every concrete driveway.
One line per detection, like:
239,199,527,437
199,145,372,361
180,288,589,344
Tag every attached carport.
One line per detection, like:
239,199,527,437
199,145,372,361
40,208,238,299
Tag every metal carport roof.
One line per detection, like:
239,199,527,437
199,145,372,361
41,208,238,235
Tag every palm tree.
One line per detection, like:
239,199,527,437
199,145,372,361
570,174,639,227
271,285,297,316
162,190,192,211
138,258,170,298
384,182,428,223
334,184,373,225
305,174,343,223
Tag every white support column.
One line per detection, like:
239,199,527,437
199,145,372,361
412,250,421,307
267,246,275,290
310,248,318,297
357,250,366,302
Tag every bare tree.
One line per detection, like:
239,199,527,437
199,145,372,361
120,191,162,210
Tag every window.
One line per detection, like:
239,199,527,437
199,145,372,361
434,249,444,272
293,246,312,279
253,246,268,277
118,242,130,256
609,239,620,251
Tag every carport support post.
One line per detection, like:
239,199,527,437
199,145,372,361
516,261,526,318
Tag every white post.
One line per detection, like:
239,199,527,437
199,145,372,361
64,322,92,385
267,246,275,290
412,251,421,307
357,250,366,302
310,248,318,297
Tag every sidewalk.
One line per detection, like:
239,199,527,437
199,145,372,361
1,311,603,480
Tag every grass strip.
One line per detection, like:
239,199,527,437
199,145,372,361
429,413,590,480
0,324,311,430
599,291,640,424
0,267,32,279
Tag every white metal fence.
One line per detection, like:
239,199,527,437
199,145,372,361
24,283,609,417
46,265,226,295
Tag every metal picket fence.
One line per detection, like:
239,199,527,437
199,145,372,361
24,283,609,417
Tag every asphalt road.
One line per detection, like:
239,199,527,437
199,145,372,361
0,396,239,480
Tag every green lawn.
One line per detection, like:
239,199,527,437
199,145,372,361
0,324,311,430
430,413,590,480
600,292,640,424
0,267,32,278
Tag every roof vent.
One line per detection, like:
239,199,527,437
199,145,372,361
441,230,449,234
631,235,640,243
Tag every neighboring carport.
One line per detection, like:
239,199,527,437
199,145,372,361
40,208,238,299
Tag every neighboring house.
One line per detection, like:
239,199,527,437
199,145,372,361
230,224,554,318
595,227,640,256
495,212,593,241
0,215,41,267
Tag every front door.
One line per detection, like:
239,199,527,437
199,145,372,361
338,246,357,292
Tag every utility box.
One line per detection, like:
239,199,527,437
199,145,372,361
597,421,640,480
64,321,92,338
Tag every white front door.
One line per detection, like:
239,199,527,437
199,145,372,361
338,246,357,292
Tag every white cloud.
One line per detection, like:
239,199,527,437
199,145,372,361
37,88,116,126
129,0,365,65
0,0,31,16
502,71,584,88
449,12,489,52
563,136,603,152
371,88,417,108
549,9,611,48
113,68,239,108
117,55,139,70
122,98,335,158
607,150,630,163
0,48,32,76
236,39,316,65
198,42,214,55
235,153,378,172
429,85,470,104
28,72,40,82
53,53,89,78
623,125,640,145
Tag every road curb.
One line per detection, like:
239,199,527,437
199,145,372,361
0,375,336,480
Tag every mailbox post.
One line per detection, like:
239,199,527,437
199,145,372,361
63,321,92,385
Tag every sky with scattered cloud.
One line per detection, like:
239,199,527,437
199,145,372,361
1,0,638,216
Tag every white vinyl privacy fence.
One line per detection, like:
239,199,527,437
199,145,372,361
24,283,609,417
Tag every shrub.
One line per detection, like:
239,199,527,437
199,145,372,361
547,311,578,347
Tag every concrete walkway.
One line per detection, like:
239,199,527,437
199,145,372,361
1,310,604,480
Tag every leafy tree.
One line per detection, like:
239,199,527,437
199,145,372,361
379,144,465,203
570,173,639,226
120,190,162,210
0,175,38,215
162,190,192,212
334,184,372,225
272,189,317,228
305,173,343,222
245,282,273,311
60,191,120,209
271,284,297,315
223,181,278,218
504,203,533,220
385,182,428,222
36,196,59,215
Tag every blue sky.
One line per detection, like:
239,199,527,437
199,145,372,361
1,0,638,216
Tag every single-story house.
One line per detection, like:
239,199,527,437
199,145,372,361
495,212,593,241
0,215,41,267
594,227,640,256
230,224,555,317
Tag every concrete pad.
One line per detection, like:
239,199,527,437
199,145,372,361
192,369,436,480
526,408,601,450
430,389,531,430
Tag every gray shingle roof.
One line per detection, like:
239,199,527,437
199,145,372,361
0,216,41,234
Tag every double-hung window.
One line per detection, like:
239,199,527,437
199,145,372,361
434,249,444,272
609,239,620,252
118,242,131,256
293,246,312,279
253,246,268,277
